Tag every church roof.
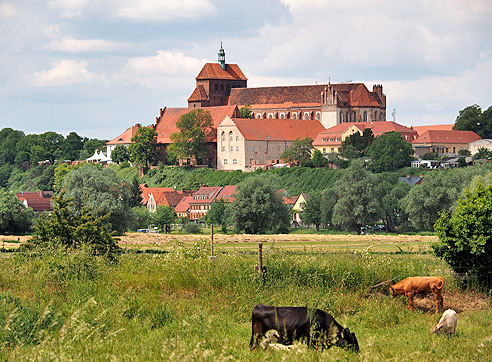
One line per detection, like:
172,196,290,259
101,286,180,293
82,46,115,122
196,63,247,81
187,85,208,102
228,83,383,108
154,105,239,144
231,118,325,141
106,124,142,145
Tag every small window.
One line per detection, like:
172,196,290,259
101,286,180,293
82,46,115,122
293,113,297,120
280,113,285,119
304,112,310,120
363,111,367,122
230,146,233,152
229,131,233,141
322,138,327,142
323,148,326,153
236,136,239,141
340,112,344,122
259,146,262,152
268,114,273,119
224,159,228,165
215,84,218,91
331,148,335,152
236,146,239,152
252,147,255,152
247,146,250,152
221,132,225,141
316,112,320,120
233,159,237,165
278,145,281,151
221,146,225,152
256,114,261,119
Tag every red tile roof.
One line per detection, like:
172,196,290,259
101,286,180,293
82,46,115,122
154,106,240,144
140,185,174,205
313,121,418,146
216,185,236,202
228,83,383,108
411,130,481,145
189,186,222,205
196,63,247,81
107,124,143,145
412,124,454,136
187,85,208,102
175,195,192,213
16,191,53,212
232,118,325,141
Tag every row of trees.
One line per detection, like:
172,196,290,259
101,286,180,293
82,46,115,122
453,104,492,138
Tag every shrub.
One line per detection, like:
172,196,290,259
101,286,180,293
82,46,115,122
184,222,201,234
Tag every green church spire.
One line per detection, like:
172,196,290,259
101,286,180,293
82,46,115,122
218,42,226,70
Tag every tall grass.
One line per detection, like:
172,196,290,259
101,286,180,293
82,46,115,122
0,245,490,361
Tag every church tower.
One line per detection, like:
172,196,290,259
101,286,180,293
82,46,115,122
218,42,226,70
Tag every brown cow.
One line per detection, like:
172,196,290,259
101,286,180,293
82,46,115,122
389,276,444,313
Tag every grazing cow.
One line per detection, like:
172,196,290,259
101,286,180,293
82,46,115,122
250,304,310,349
312,309,359,352
389,276,444,313
431,309,457,335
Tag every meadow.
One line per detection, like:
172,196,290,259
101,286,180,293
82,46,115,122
0,237,491,361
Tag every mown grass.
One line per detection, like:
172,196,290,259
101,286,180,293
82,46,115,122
0,243,490,361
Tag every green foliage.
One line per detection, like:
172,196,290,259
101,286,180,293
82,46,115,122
129,177,143,207
63,164,132,234
59,132,83,161
205,198,229,232
168,109,214,163
341,128,374,157
453,104,482,134
129,206,152,231
280,137,313,166
183,222,201,233
301,191,322,230
0,190,35,234
24,191,119,257
367,132,414,172
433,182,492,287
473,147,492,160
129,127,159,168
421,151,439,160
231,176,290,234
239,104,254,118
111,145,130,164
152,205,176,230
458,149,471,157
332,160,378,233
311,149,326,167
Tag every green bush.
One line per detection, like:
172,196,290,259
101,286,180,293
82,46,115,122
184,222,201,234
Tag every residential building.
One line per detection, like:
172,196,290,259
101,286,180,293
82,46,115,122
106,123,143,159
139,185,191,213
189,186,223,220
217,115,325,171
399,175,423,186
292,193,308,226
16,191,53,213
468,139,492,155
175,196,193,219
411,130,481,157
312,121,418,154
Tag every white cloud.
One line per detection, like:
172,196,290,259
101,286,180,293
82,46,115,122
48,0,91,18
115,0,216,21
0,2,16,17
117,50,209,86
30,60,105,87
47,37,125,52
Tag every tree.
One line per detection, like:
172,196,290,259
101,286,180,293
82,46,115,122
302,191,322,231
153,205,176,231
433,182,492,286
168,109,214,164
0,128,24,166
80,138,108,160
373,173,410,232
206,198,229,232
367,132,414,172
473,147,492,160
63,164,132,234
129,127,159,168
60,132,83,161
130,206,151,231
453,104,482,134
111,145,130,164
280,138,313,166
458,149,471,157
129,178,143,207
39,131,64,163
231,177,290,234
0,190,35,234
332,160,378,234
421,152,439,160
239,104,254,119
341,128,374,157
311,149,327,168
25,191,119,257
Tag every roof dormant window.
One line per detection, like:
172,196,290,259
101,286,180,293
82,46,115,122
280,113,285,119
316,112,320,120
256,114,261,119
322,138,327,142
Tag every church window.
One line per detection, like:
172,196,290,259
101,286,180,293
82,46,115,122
233,159,237,165
236,146,239,152
229,131,233,141
215,84,218,91
221,132,225,141
293,113,297,120
374,111,378,120
224,159,228,165
340,112,344,122
280,113,285,119
221,146,225,152
220,84,224,91
363,111,367,122
316,112,320,120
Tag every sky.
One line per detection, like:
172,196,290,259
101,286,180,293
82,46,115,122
1,0,491,140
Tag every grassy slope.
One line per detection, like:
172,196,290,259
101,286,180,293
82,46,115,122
0,244,491,361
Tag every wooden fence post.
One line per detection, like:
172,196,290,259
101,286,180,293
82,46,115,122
254,242,267,278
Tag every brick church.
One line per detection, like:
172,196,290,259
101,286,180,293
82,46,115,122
107,44,387,169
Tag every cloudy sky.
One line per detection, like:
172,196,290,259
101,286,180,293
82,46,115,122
1,0,491,140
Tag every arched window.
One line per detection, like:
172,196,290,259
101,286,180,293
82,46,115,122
293,113,297,120
236,136,239,141
316,112,320,120
374,111,378,120
268,114,273,119
340,112,344,122
304,112,310,120
363,111,367,122
256,114,261,119
224,159,228,165
221,132,225,141
229,131,233,141
236,146,239,152
352,111,356,122
221,146,225,152
233,159,237,165
230,146,233,152
346,111,350,122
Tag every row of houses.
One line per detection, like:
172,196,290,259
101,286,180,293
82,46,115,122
106,45,488,172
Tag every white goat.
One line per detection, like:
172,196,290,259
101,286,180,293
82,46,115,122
431,309,457,335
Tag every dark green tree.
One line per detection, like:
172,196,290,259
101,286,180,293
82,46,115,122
231,177,290,234
206,198,229,232
458,149,471,157
0,128,24,166
341,128,374,157
280,137,313,166
367,132,414,172
473,147,492,160
301,191,322,231
332,160,378,234
111,145,130,164
169,109,214,165
25,191,119,257
0,190,35,234
239,104,254,118
130,206,151,231
421,152,439,160
311,149,327,167
129,178,143,207
60,132,83,161
63,164,132,234
80,138,107,160
39,131,64,162
153,205,176,231
453,104,482,134
433,182,492,286
129,127,159,168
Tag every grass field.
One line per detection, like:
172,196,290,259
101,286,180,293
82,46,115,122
0,233,491,361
